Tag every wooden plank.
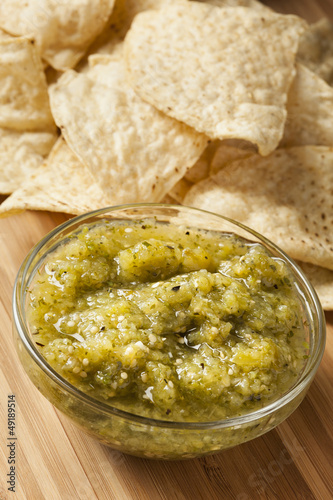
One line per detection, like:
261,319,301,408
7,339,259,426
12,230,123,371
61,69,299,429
1,1,333,499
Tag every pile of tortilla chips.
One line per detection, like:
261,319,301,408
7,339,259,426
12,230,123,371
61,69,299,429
0,0,333,310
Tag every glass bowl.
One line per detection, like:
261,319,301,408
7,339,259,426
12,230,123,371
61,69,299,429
13,204,326,460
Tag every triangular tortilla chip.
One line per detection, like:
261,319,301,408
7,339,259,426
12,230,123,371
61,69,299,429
77,0,127,71
0,33,57,193
168,178,194,204
297,261,333,311
169,140,257,202
281,63,333,147
0,0,116,70
0,27,11,40
210,141,256,175
0,138,109,217
184,141,220,184
49,55,207,204
0,35,55,131
194,0,270,11
80,0,188,71
125,3,306,155
184,146,333,270
160,193,180,205
0,129,57,194
297,18,333,86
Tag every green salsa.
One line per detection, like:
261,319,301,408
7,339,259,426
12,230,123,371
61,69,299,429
28,219,307,422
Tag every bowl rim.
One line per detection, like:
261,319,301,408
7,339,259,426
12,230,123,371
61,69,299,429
13,203,326,430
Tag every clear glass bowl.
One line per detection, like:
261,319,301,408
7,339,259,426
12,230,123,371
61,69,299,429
13,204,326,460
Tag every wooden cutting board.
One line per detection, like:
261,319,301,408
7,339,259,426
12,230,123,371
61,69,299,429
1,1,333,499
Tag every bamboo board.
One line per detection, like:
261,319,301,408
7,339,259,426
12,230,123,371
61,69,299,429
1,1,333,498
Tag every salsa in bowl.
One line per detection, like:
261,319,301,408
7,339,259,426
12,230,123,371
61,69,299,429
13,204,325,459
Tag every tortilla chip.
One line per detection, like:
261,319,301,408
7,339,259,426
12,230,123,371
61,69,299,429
81,0,188,70
0,129,57,194
183,139,255,185
0,1,116,70
296,261,333,311
210,141,256,175
125,3,306,155
168,178,194,204
0,35,55,131
77,0,127,71
0,138,109,217
281,64,333,147
193,0,270,11
185,141,220,184
0,28,11,40
45,67,64,88
49,55,207,204
125,0,189,25
298,18,333,86
0,33,57,193
171,140,228,201
160,193,180,205
184,146,333,271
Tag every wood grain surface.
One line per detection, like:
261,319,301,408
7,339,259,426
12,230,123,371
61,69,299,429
1,1,333,499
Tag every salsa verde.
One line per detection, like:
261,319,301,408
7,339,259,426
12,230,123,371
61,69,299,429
28,219,307,422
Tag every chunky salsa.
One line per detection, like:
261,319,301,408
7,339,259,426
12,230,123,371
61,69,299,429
28,219,307,422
